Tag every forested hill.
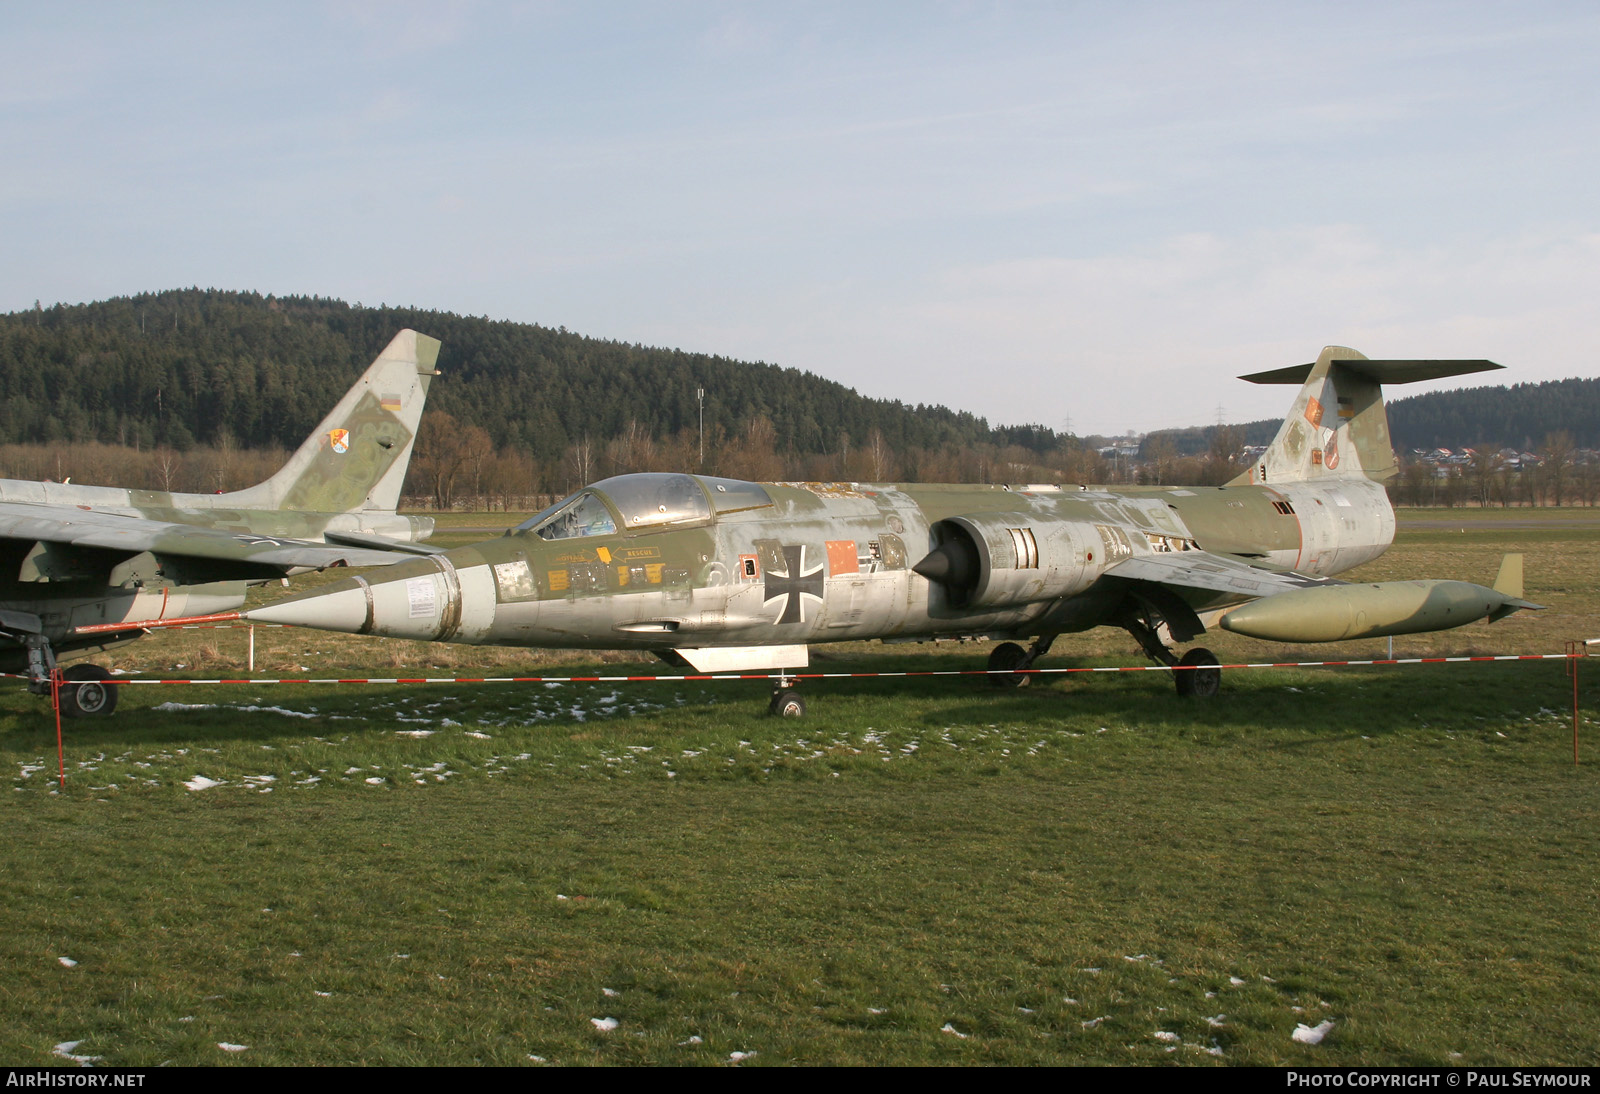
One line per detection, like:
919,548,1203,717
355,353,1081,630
1152,375,1600,458
0,289,1061,467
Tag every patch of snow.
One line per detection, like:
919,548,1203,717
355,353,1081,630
217,1042,248,1052
729,1050,756,1062
1081,1016,1108,1029
58,956,78,967
396,729,436,738
365,777,386,785
184,776,223,791
940,1023,967,1039
602,987,620,997
591,1017,619,1031
1292,1020,1335,1045
1153,1031,1179,1043
53,1041,102,1064
1228,977,1245,986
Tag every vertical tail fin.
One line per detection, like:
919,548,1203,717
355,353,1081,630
1492,554,1523,599
225,330,441,513
1228,348,1500,486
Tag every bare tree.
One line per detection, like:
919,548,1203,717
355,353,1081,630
866,428,895,482
1467,445,1504,508
1205,425,1244,486
1540,431,1575,506
564,435,594,492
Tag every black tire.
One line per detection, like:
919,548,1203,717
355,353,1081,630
987,642,1031,688
1174,648,1221,699
60,664,118,718
768,689,806,718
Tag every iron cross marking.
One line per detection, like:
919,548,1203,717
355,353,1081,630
763,544,825,625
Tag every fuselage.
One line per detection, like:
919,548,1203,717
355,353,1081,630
256,473,1394,651
0,476,433,661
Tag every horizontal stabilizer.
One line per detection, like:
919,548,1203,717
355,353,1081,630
1230,347,1507,487
1240,360,1501,386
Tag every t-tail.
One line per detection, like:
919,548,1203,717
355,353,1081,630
1228,347,1501,486
223,329,441,514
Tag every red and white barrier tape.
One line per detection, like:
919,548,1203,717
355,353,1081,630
0,652,1577,687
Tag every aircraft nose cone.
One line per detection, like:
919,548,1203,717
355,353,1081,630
246,579,371,633
245,551,502,643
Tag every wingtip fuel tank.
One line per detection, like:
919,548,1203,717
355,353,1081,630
1219,579,1541,644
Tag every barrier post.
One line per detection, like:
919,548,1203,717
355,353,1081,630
1567,641,1584,765
51,668,65,789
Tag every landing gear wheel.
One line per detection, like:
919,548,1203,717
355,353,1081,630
60,664,118,718
769,689,806,718
1174,648,1220,699
987,642,1031,688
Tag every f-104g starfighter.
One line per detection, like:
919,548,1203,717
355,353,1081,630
219,347,1536,715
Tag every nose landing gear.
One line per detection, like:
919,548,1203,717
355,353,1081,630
768,671,806,717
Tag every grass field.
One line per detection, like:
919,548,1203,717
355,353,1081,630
2,508,1597,1066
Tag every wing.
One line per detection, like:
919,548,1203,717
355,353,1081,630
1105,550,1341,598
0,499,405,584
1101,550,1342,642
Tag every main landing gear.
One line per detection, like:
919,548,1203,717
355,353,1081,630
58,664,119,718
1122,617,1222,699
0,611,120,718
986,632,1059,688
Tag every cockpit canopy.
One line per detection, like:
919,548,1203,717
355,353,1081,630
514,473,773,541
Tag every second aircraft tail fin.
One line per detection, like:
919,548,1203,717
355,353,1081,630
225,330,441,514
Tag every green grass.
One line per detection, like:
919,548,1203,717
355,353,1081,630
2,511,1598,1065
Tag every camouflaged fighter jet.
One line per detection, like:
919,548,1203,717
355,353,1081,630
228,346,1538,716
3,329,444,716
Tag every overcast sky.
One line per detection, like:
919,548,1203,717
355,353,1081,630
4,2,1596,435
